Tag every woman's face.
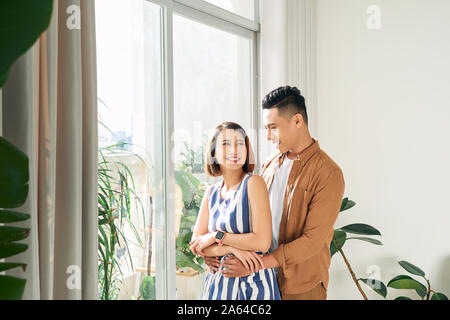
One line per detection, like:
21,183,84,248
214,129,247,172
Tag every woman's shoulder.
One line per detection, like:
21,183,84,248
246,174,267,191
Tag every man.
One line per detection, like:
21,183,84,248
205,86,345,300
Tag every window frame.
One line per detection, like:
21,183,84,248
146,0,260,299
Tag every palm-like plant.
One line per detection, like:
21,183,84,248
97,143,147,300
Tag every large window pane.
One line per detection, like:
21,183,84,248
96,0,163,300
173,14,254,299
204,0,255,20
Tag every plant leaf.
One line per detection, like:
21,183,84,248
330,230,346,258
0,243,28,259
0,262,27,272
394,296,412,300
0,226,30,243
398,261,426,277
387,275,427,297
431,292,448,300
0,137,29,208
346,237,383,245
0,0,54,87
0,275,26,300
340,198,356,212
0,210,30,223
358,278,387,298
338,223,381,236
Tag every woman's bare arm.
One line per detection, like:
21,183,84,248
220,175,272,253
191,185,213,241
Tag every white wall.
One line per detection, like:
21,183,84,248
316,0,450,299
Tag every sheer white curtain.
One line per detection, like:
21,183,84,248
2,0,98,299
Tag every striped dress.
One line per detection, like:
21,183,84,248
202,173,281,300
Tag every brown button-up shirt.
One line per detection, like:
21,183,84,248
261,139,345,295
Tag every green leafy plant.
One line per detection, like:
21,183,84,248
175,141,209,273
97,142,147,300
0,0,53,87
331,198,448,300
175,168,205,273
0,0,53,300
387,261,448,300
178,138,207,174
139,195,155,300
0,139,30,300
330,198,383,300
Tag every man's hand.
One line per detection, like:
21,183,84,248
220,256,259,278
204,256,220,274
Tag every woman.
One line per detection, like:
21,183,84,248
189,122,281,300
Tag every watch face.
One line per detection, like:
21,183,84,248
216,231,224,240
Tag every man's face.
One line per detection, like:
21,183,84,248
263,108,295,154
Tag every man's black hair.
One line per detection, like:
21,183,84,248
262,86,308,126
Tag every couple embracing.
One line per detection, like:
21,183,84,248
189,86,345,300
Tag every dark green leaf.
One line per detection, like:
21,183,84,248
340,198,348,211
339,224,381,236
340,198,356,212
0,226,30,243
398,261,425,277
394,296,412,300
0,0,54,87
387,275,427,297
346,237,383,245
0,137,29,208
0,262,27,272
431,292,448,300
0,243,28,259
0,210,30,223
358,278,387,298
330,230,346,257
0,275,26,300
415,285,428,299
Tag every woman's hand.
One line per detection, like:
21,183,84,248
189,232,216,256
229,248,265,273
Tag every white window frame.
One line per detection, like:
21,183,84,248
146,0,260,299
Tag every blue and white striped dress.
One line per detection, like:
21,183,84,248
202,173,281,300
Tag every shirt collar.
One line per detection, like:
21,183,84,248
277,139,320,166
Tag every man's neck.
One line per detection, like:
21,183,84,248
287,137,315,160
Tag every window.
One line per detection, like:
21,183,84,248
96,0,164,300
173,12,256,299
96,0,259,300
204,0,255,20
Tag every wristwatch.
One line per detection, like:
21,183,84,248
215,231,225,247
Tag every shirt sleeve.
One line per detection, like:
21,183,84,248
272,167,345,271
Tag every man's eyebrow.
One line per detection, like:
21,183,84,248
264,123,276,128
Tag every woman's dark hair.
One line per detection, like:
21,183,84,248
262,86,308,126
205,122,255,177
